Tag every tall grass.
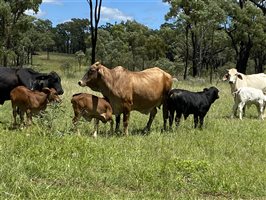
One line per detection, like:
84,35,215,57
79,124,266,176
0,53,265,199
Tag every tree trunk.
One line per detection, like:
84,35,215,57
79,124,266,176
236,39,253,74
183,24,189,80
191,31,198,77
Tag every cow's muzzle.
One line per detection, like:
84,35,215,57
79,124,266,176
78,80,85,87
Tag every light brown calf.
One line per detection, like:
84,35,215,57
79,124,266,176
10,86,61,126
71,93,113,137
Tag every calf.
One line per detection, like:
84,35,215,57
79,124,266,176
223,68,266,117
166,87,219,129
71,93,113,137
10,86,61,126
233,87,266,120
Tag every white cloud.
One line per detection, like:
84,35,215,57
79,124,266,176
25,9,46,18
42,0,62,4
101,6,133,22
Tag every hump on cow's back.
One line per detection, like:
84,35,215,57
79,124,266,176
113,65,126,71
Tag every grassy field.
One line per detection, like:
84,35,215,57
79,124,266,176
0,52,265,199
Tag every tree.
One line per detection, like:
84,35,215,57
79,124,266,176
164,0,226,78
0,0,42,66
222,0,266,73
75,50,85,71
87,0,102,65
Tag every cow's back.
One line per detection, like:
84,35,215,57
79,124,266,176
130,67,172,113
71,93,112,116
236,73,266,91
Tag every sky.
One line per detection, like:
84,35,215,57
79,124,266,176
26,0,170,30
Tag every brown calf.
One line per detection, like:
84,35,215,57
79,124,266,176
10,86,61,126
71,93,113,137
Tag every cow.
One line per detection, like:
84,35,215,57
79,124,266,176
78,62,173,135
10,86,61,126
166,87,219,129
71,93,113,138
0,67,64,105
223,68,266,117
232,87,266,120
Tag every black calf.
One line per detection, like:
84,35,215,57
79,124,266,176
166,87,219,129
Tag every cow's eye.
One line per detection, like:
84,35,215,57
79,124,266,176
88,68,95,74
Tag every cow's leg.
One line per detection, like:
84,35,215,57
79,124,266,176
109,119,114,135
169,109,175,129
72,111,81,135
115,114,121,132
238,102,245,120
93,119,99,138
194,114,199,128
163,98,169,131
12,106,17,127
72,112,81,125
123,111,130,136
258,102,264,120
175,112,182,127
25,109,32,126
144,107,157,133
199,114,205,129
232,101,238,118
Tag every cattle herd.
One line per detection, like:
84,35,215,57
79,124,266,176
1,63,266,137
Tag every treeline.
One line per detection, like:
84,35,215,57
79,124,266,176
0,0,265,78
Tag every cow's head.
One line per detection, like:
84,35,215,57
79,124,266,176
204,87,219,103
34,72,64,95
42,87,61,103
78,62,104,91
223,68,243,84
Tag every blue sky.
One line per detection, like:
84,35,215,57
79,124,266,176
26,0,170,30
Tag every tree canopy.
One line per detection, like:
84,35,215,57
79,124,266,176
0,0,265,79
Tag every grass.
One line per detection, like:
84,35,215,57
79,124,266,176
0,52,266,199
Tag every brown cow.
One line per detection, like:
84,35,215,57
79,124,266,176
10,86,61,126
78,62,173,135
71,93,113,137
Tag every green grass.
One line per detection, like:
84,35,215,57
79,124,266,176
0,52,266,199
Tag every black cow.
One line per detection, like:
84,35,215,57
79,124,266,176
166,87,219,129
0,67,64,105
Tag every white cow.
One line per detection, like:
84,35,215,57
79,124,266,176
223,68,266,117
233,87,266,120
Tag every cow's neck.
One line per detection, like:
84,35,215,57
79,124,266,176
35,92,49,109
98,67,119,98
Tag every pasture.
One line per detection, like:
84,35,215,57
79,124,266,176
0,53,265,199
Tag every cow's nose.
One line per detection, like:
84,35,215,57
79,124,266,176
229,81,233,84
78,81,82,86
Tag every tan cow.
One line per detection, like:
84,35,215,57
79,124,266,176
10,86,61,126
223,68,266,117
71,93,113,138
78,62,173,135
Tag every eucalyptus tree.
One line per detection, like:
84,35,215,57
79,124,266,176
222,0,266,73
163,0,225,78
0,0,42,66
87,0,102,65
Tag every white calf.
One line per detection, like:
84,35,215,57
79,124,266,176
233,87,266,120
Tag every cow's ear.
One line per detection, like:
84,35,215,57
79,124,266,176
42,87,51,94
237,73,243,80
222,74,229,81
203,88,209,92
97,67,104,77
